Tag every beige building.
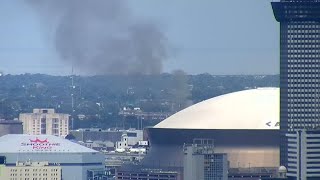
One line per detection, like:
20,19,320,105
0,160,61,180
20,109,69,137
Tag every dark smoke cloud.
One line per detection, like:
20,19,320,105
26,0,169,75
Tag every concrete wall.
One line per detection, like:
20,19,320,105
0,121,23,137
184,153,204,180
146,128,280,168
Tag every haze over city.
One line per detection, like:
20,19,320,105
0,0,279,75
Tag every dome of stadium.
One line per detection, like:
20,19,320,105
143,87,280,169
155,87,279,130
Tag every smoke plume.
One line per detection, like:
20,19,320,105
26,0,169,75
171,70,192,111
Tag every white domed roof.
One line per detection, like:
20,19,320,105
278,166,287,173
155,87,279,130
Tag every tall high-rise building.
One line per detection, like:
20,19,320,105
272,0,320,167
20,109,69,137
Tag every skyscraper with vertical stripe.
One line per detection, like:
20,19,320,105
272,0,320,169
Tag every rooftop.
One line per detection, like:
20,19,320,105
0,120,22,124
0,134,98,153
155,87,279,130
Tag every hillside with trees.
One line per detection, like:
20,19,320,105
0,73,279,129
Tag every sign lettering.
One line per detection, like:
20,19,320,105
20,138,60,151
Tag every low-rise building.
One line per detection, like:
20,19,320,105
0,160,61,180
71,128,143,146
183,139,228,180
116,166,181,180
0,134,105,180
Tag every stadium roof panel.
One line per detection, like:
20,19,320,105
155,87,279,130
0,134,97,153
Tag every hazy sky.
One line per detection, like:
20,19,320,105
0,0,279,75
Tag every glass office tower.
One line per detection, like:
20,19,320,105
272,0,320,168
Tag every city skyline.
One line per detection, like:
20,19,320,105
0,1,294,179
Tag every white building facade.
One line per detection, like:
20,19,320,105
183,139,228,180
20,109,69,137
0,161,62,180
287,130,320,180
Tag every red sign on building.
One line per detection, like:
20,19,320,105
21,138,60,151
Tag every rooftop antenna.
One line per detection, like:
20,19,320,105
71,65,75,130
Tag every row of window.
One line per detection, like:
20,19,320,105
288,99,320,103
287,89,320,92
33,119,68,124
288,113,320,117
288,79,320,82
288,64,320,68
287,75,320,79
10,178,59,180
287,53,320,57
288,84,320,88
288,114,320,118
288,24,319,28
288,94,320,98
288,73,320,77
287,62,320,65
287,106,320,110
10,173,58,176
288,38,320,42
287,61,320,66
287,51,320,55
288,70,320,74
288,121,320,125
288,124,318,129
287,108,320,112
288,32,320,35
10,169,53,172
287,87,320,91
